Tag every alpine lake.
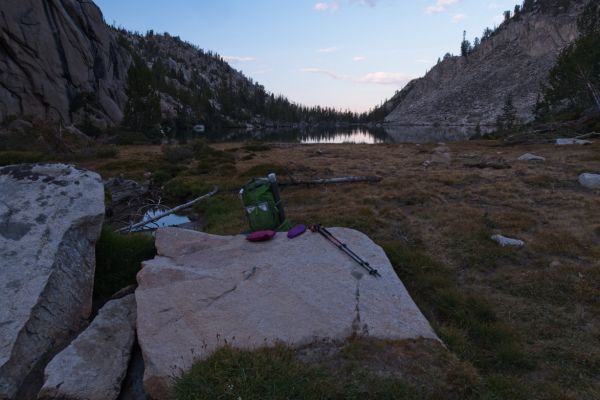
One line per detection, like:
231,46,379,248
201,125,489,144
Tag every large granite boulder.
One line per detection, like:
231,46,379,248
136,227,438,399
0,164,104,399
39,294,137,400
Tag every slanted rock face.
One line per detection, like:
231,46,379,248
383,5,583,126
0,164,104,399
0,0,130,128
39,294,137,400
136,227,439,399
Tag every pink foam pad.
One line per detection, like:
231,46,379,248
246,230,276,242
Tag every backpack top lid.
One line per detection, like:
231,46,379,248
241,177,273,205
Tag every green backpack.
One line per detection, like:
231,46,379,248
240,174,290,232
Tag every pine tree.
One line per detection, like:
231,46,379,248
538,2,600,116
496,95,518,132
460,31,472,57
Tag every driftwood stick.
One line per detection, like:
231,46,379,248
574,132,599,139
117,187,218,233
279,176,382,186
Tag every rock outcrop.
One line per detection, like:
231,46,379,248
0,164,104,399
384,3,584,126
0,0,130,129
39,294,137,400
136,227,438,399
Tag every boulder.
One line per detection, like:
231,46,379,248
518,153,545,161
136,227,439,399
491,234,525,247
578,173,600,190
0,164,104,399
430,145,451,165
39,295,137,400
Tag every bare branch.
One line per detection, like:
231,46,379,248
117,187,218,233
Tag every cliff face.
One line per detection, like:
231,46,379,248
0,0,130,129
384,5,583,126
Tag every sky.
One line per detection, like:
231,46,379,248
95,0,519,113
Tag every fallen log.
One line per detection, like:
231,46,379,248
117,187,218,233
279,176,382,186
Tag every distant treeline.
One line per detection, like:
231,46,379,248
112,28,367,141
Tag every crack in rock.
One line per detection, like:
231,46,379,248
205,286,237,307
352,280,361,334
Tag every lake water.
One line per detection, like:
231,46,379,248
131,209,191,231
203,125,487,144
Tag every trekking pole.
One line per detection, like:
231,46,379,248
311,224,381,278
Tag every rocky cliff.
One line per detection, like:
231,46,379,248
0,0,131,130
0,1,357,136
384,3,585,126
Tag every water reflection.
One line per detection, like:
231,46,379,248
202,124,488,144
131,209,191,232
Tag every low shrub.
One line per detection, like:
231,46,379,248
194,193,245,235
0,151,45,166
94,226,156,299
382,242,532,373
94,145,119,159
112,130,152,145
174,345,420,400
163,176,213,201
239,163,288,178
162,145,194,164
242,141,271,152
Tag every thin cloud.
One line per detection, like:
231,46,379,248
359,72,412,85
351,0,381,7
314,0,380,12
452,13,466,22
300,68,412,86
317,47,339,54
314,1,340,12
425,0,459,14
223,56,256,63
353,56,366,62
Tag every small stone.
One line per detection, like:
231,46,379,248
578,173,600,190
518,153,545,161
431,146,451,165
550,260,561,268
556,138,592,145
491,234,525,247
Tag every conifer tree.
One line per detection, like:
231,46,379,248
496,94,518,131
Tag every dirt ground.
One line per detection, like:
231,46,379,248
77,139,599,399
